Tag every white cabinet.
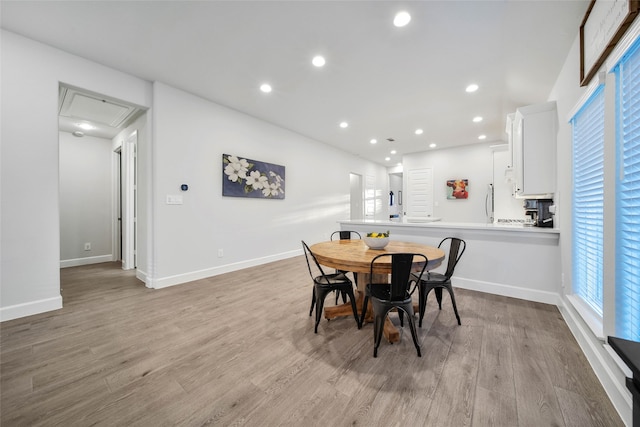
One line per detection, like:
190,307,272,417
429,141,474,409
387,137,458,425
511,101,557,197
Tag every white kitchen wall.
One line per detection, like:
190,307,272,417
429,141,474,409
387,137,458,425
59,132,113,266
402,143,494,223
150,82,388,287
0,30,152,321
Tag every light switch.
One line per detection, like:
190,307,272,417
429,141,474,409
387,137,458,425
166,195,183,205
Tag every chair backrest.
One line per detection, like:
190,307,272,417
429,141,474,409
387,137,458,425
301,240,330,283
330,230,362,241
438,237,466,280
370,253,428,301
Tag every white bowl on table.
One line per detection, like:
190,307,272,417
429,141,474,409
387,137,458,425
363,236,389,250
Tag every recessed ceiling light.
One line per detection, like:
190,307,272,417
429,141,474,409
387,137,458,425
260,83,272,93
312,55,326,67
415,129,423,135
478,134,487,140
76,122,95,130
393,11,411,27
390,150,397,154
370,139,378,144
429,143,437,148
466,84,479,93
385,157,391,161
72,131,85,137
339,121,349,128
473,116,483,123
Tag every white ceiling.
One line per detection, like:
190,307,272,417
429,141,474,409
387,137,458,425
1,0,590,165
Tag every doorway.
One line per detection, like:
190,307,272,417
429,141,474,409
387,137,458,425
389,172,403,222
58,84,142,271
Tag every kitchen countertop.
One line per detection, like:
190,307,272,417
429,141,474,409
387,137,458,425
338,219,560,234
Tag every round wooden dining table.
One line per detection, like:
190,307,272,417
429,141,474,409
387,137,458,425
309,239,445,343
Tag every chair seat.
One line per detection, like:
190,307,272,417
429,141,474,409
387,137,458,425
412,271,448,284
314,272,351,287
367,283,411,302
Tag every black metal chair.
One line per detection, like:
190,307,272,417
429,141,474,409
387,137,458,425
330,230,361,303
330,230,362,241
360,253,427,357
302,241,361,333
411,237,466,327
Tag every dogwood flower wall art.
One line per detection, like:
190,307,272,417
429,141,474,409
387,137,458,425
222,154,285,199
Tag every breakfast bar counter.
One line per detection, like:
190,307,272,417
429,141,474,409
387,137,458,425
339,219,561,306
339,219,560,237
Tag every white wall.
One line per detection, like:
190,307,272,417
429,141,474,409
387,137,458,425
149,82,388,288
0,30,152,321
59,132,113,266
403,143,494,223
1,30,388,316
549,30,633,426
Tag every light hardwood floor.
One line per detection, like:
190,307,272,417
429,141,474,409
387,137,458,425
1,259,623,426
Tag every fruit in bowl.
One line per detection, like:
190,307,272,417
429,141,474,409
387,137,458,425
364,231,390,249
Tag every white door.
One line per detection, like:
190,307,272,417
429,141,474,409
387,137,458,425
121,131,137,270
406,168,433,218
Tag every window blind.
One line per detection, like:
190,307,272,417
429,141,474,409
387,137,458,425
615,38,640,341
572,85,605,316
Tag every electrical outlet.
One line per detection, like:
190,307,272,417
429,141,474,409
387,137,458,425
84,243,91,251
218,249,224,258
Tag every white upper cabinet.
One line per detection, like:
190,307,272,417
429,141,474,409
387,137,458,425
510,101,557,197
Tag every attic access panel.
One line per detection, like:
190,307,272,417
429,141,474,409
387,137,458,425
59,86,139,128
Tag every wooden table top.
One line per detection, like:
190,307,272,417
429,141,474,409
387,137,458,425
310,240,445,274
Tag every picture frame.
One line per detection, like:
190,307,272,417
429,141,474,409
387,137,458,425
446,179,469,200
580,0,639,86
222,154,285,199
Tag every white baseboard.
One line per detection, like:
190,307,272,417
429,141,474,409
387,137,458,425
60,254,113,268
147,249,302,289
136,268,150,288
454,276,561,306
0,295,63,322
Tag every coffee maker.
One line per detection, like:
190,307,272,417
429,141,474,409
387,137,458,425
523,199,554,227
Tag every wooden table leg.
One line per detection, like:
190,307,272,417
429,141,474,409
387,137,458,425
323,290,402,343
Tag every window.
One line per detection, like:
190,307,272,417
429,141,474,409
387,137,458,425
571,85,605,316
615,38,640,341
